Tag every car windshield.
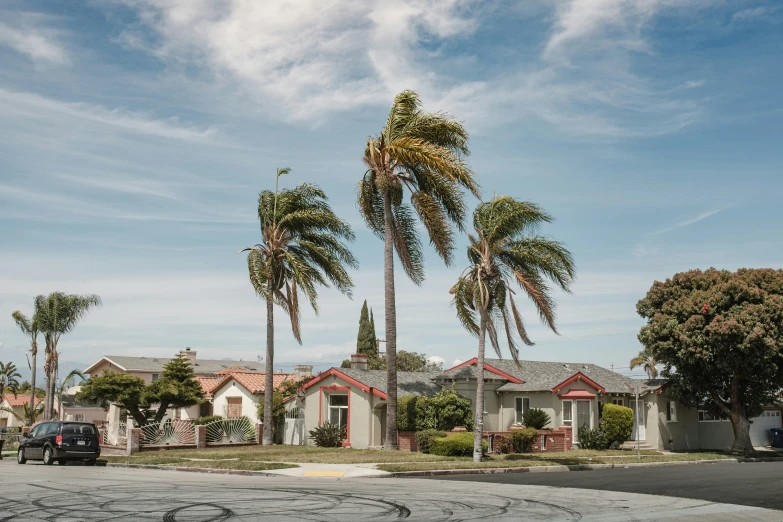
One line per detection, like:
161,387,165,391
63,423,96,436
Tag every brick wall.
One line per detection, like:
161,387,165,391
398,431,418,452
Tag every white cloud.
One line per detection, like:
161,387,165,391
731,5,778,23
0,18,68,64
651,206,733,235
452,359,463,366
427,355,446,367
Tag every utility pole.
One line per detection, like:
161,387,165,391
635,384,640,461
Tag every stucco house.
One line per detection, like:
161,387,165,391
0,394,43,428
209,367,298,423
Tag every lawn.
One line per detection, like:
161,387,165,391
104,455,297,471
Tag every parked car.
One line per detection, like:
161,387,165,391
17,421,100,466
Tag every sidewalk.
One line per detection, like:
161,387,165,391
263,462,390,478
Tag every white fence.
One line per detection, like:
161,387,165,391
205,417,256,444
99,421,128,447
283,408,305,445
139,420,195,446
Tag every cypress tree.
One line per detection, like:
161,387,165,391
356,300,375,356
369,308,378,357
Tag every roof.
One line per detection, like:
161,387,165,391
2,394,43,407
84,356,265,375
196,376,220,398
60,393,103,409
440,358,639,394
211,372,295,395
302,368,442,399
635,378,668,395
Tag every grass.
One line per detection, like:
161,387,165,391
101,455,297,471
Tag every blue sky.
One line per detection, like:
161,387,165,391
1,0,781,379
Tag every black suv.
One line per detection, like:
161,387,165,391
17,421,100,466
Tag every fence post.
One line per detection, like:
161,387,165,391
256,423,263,445
128,427,141,455
195,425,207,449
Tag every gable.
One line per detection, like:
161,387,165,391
443,358,524,384
551,372,606,394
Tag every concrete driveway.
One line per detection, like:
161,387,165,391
2,460,781,521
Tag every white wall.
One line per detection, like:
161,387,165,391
211,379,261,423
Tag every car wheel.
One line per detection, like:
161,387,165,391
84,459,96,466
57,459,67,466
17,448,27,465
42,447,54,465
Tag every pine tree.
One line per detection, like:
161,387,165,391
356,300,377,356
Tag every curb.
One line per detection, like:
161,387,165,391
106,463,281,477
389,458,743,477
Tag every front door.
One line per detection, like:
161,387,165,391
576,400,591,432
632,400,646,440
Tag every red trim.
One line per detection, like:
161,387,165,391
299,368,388,399
557,389,597,399
320,385,351,446
551,372,605,394
443,357,524,384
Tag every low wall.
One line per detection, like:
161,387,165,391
397,426,573,453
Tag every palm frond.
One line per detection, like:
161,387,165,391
390,203,425,285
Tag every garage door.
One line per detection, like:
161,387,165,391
750,410,782,447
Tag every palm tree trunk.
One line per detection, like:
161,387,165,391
383,191,398,450
474,308,487,463
263,278,275,445
28,343,37,426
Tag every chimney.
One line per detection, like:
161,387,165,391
180,347,197,366
294,365,313,381
350,354,368,370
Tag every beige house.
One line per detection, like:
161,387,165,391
209,368,297,423
0,394,43,427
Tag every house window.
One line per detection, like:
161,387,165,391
666,401,677,422
226,397,242,419
540,434,547,451
152,374,160,382
611,399,624,407
515,397,530,423
74,414,85,422
698,410,728,422
562,400,573,426
329,395,348,429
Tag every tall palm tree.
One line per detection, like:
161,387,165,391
12,302,41,425
358,90,479,449
630,350,658,379
36,292,102,420
242,169,357,445
0,361,22,397
451,196,576,462
55,369,86,420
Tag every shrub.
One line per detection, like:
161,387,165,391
308,422,346,447
415,389,474,431
510,427,538,453
397,396,419,432
493,434,513,454
192,415,222,425
415,429,447,454
431,432,487,457
577,426,608,450
601,404,633,445
522,408,551,429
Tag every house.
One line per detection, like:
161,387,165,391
295,355,783,451
59,387,107,425
0,394,43,428
208,367,299,423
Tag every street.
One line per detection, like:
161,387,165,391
1,460,781,521
423,461,783,511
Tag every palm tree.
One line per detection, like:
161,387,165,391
358,90,479,449
0,361,22,397
242,169,357,445
36,292,102,420
55,369,86,420
451,196,576,462
630,350,658,379
0,402,44,425
12,302,41,425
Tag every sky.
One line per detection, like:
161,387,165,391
1,0,782,381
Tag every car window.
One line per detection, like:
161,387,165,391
29,425,41,437
43,423,59,436
64,423,96,436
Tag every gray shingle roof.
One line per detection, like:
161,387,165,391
337,369,443,397
634,378,668,395
88,356,264,375
438,359,640,394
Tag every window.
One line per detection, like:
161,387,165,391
74,414,85,422
666,401,677,422
562,400,573,426
598,400,604,419
540,434,547,450
698,410,728,422
329,394,348,429
226,397,242,419
152,374,160,382
515,397,530,423
611,399,624,407
29,425,41,438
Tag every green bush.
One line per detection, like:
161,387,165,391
192,415,222,425
600,404,633,445
415,389,473,431
397,396,419,432
415,429,447,454
431,432,487,457
577,426,608,450
522,408,551,429
493,434,513,454
308,422,346,447
510,427,538,452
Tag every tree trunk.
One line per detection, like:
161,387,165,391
263,278,275,446
383,191,398,450
729,376,754,455
128,406,149,428
474,309,487,463
28,342,37,426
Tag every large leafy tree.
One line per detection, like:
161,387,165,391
358,90,479,449
36,292,102,420
0,361,22,398
12,301,42,425
243,169,357,445
629,349,658,379
451,196,575,462
637,268,783,455
78,353,205,426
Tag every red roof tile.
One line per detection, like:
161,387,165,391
210,372,295,395
2,394,43,407
195,377,220,398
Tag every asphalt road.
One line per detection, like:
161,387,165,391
2,460,781,521
423,461,783,511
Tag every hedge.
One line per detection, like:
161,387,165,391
397,396,419,432
601,403,633,445
415,429,447,454
430,432,487,457
510,427,538,452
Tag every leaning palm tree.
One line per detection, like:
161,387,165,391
36,292,102,420
0,402,44,425
12,303,41,425
0,361,22,398
358,90,479,449
55,369,86,420
451,196,576,462
242,169,357,445
630,350,658,379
